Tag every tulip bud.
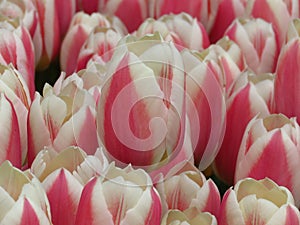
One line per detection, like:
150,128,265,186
273,26,300,122
213,71,272,185
97,33,186,172
0,161,52,224
31,146,108,225
135,12,210,51
161,208,218,225
224,18,279,73
28,73,98,165
75,163,162,225
235,114,300,206
218,178,300,225
156,162,220,217
60,12,127,75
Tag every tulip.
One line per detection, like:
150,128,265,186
27,72,98,165
161,208,218,225
60,12,127,75
135,12,210,51
97,33,186,171
75,163,162,225
246,0,297,45
181,49,226,169
224,18,280,74
0,94,21,167
76,27,123,72
0,161,52,224
213,71,272,185
0,65,31,165
273,25,300,122
31,0,76,69
155,162,220,217
0,18,35,97
149,0,221,34
31,146,108,225
77,0,148,32
235,114,300,206
209,0,247,43
218,178,300,225
0,0,42,65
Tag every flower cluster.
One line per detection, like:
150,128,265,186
1,0,300,224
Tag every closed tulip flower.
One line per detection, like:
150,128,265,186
235,114,300,206
218,178,300,225
156,162,220,218
135,13,210,51
60,12,127,75
214,71,272,185
0,65,31,165
273,20,300,122
0,161,52,224
161,208,218,225
97,33,186,172
75,163,162,225
27,73,98,165
31,146,109,225
224,18,279,74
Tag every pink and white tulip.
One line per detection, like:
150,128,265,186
213,71,272,185
161,208,218,225
246,0,298,44
0,94,21,168
156,162,220,217
0,161,52,224
273,24,300,122
97,33,186,171
60,12,127,75
76,27,123,72
218,178,300,225
235,114,300,206
31,0,76,69
224,18,280,74
27,72,98,165
181,49,226,169
209,0,247,43
135,12,210,51
0,19,35,97
0,65,31,165
75,163,162,225
31,146,109,225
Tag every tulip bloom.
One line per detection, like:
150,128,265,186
235,114,300,206
75,163,162,225
213,71,272,185
27,72,98,165
0,65,31,165
218,178,300,225
181,49,226,169
0,19,35,97
161,208,218,225
60,12,127,75
30,0,76,69
135,12,210,51
246,0,297,44
76,27,123,72
0,94,21,167
273,26,300,121
155,162,220,217
97,33,186,171
31,146,108,225
225,18,279,74
0,161,52,224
